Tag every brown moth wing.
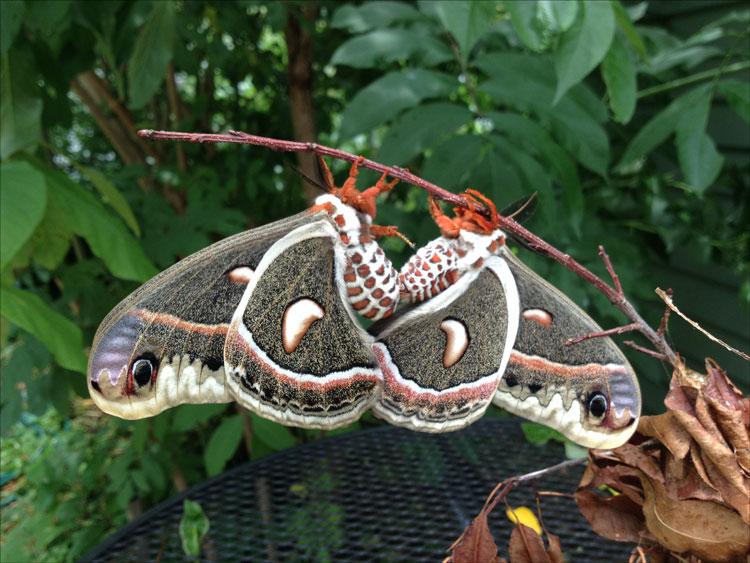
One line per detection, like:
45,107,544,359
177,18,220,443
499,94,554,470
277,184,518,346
224,220,380,429
370,256,519,432
87,211,326,419
493,248,641,448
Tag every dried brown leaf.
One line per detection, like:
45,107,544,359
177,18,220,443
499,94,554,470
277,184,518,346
638,413,691,459
545,533,564,563
580,461,645,505
641,478,750,561
450,511,500,563
508,524,549,563
700,454,750,525
575,490,646,543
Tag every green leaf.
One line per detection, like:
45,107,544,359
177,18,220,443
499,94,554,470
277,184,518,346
545,0,579,32
601,32,637,124
418,0,496,61
616,85,710,173
611,0,648,61
26,203,73,270
521,422,566,445
330,28,451,69
250,414,296,451
0,287,87,373
24,0,71,53
378,102,473,166
507,1,547,52
553,0,615,103
204,414,243,476
421,134,484,189
0,49,43,159
331,1,422,33
675,89,723,194
75,164,141,236
0,1,24,55
42,166,158,282
179,499,209,558
127,1,176,109
172,404,226,432
340,69,457,139
718,79,750,123
0,161,46,270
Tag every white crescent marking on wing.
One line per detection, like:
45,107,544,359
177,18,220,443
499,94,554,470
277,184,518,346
440,319,469,368
282,298,325,353
227,266,254,284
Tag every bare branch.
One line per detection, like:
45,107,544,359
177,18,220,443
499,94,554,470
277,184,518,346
656,288,750,361
565,323,640,346
624,340,669,361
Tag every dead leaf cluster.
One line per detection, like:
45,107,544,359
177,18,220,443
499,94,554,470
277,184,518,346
577,359,750,562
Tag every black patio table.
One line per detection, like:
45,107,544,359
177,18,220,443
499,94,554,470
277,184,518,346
81,418,633,562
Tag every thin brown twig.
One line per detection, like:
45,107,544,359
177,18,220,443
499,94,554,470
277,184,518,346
565,323,640,346
624,340,669,361
137,129,682,366
657,288,673,336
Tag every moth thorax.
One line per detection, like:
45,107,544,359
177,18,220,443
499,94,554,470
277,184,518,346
399,238,460,303
455,228,506,271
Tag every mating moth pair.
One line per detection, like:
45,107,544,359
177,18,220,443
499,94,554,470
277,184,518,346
88,158,641,449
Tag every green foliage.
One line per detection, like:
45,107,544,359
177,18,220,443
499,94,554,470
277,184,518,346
0,1,748,560
179,499,209,557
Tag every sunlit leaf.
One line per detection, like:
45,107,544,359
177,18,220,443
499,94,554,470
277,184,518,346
506,506,542,535
204,414,243,476
602,32,637,124
75,164,141,237
340,69,457,139
378,102,472,166
418,0,496,61
179,499,209,557
676,88,723,194
0,49,43,159
0,287,86,373
0,1,24,55
331,1,422,33
127,1,176,109
41,166,158,282
0,161,46,270
553,0,615,103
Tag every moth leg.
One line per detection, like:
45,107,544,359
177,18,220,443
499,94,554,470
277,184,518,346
370,224,413,248
429,196,461,238
308,201,336,216
316,154,336,191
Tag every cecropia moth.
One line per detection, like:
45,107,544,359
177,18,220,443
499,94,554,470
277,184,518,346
88,167,640,449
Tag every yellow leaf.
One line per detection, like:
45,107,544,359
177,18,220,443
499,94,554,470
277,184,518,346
505,505,542,535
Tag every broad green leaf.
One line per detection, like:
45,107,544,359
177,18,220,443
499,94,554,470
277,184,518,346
0,49,43,159
611,0,648,60
28,204,72,270
616,85,710,173
75,164,141,236
0,161,46,270
676,89,723,194
507,1,547,52
172,404,226,432
378,103,473,166
250,414,296,451
545,0,578,31
330,28,451,69
718,79,750,123
23,0,71,53
42,166,158,282
601,32,637,124
418,0,496,61
179,499,209,557
204,414,243,476
0,1,24,55
340,69,457,139
488,112,582,234
553,0,615,103
0,287,87,373
521,422,565,444
127,1,176,109
331,1,422,33
421,134,484,189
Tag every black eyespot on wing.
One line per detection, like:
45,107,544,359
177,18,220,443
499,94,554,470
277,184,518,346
504,373,518,387
528,382,543,394
588,392,608,418
131,354,157,387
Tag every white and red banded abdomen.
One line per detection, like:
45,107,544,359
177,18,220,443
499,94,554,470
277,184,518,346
314,194,400,321
399,238,460,303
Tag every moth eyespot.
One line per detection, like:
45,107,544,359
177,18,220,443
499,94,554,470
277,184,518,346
131,356,155,387
587,392,608,419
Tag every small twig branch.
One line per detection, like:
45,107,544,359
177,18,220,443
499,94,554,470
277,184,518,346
138,129,682,365
657,288,673,336
624,340,668,361
565,323,640,346
656,288,750,361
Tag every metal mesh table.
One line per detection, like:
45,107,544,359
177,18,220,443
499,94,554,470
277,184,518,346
82,418,632,562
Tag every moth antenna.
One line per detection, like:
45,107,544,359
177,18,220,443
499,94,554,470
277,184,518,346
316,154,336,191
503,192,538,222
289,162,327,194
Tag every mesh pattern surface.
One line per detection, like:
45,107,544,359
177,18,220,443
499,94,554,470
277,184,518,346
82,418,633,562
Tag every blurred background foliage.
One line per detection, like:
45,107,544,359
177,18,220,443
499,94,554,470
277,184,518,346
0,0,748,560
